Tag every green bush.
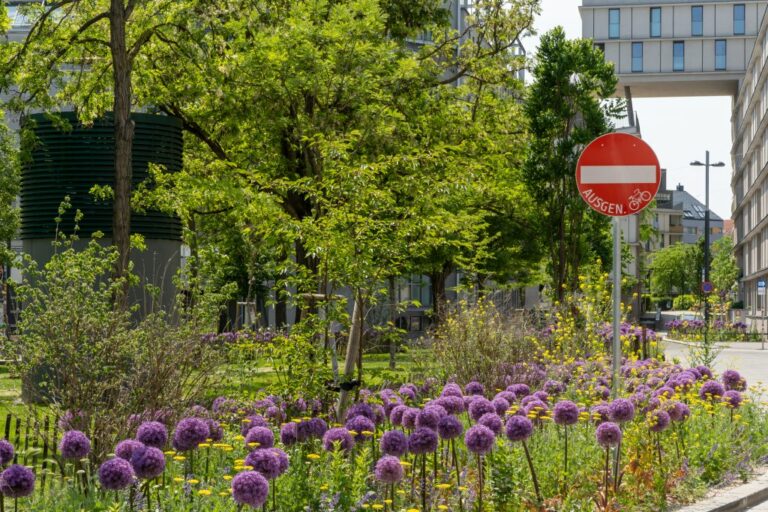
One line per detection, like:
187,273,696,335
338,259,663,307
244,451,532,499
673,294,697,310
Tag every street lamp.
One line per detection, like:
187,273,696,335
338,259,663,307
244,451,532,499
691,151,725,346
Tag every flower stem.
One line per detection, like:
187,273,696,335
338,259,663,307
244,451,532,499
522,441,542,505
604,447,610,512
421,453,427,512
451,439,463,512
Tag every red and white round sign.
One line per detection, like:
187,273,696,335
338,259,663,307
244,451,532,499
576,133,661,217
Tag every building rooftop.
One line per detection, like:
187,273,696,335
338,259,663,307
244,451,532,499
672,184,723,221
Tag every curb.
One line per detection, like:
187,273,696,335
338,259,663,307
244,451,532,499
663,338,768,352
672,470,768,512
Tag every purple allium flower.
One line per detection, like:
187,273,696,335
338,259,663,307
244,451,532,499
240,415,269,436
523,400,549,420
245,448,282,480
308,418,328,438
699,380,725,400
0,440,14,466
491,397,510,417
722,390,743,408
374,455,404,483
97,458,134,491
57,410,88,431
553,401,579,426
59,430,91,459
722,369,746,391
408,428,438,455
544,380,565,395
590,404,610,425
648,409,671,432
115,439,143,461
0,464,34,498
265,406,284,423
653,386,676,398
207,419,224,442
245,427,275,449
271,448,289,475
608,399,635,423
346,403,375,422
372,405,387,425
296,420,313,442
465,381,485,396
465,424,495,454
130,446,165,480
380,430,408,456
507,384,530,397
643,397,662,413
468,398,495,422
280,422,297,446
478,413,503,435
494,391,517,404
437,415,463,440
505,416,533,442
416,408,440,430
437,396,465,415
595,422,622,448
441,383,464,397
346,416,375,438
232,471,269,508
398,385,416,402
402,408,419,429
533,391,549,403
322,428,354,453
172,418,210,452
696,365,713,380
136,421,168,449
389,405,408,426
667,402,691,422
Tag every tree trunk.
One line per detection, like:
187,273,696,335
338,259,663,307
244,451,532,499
388,276,397,370
110,0,134,309
429,262,453,327
337,291,364,421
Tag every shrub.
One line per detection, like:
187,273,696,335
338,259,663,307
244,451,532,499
673,294,697,311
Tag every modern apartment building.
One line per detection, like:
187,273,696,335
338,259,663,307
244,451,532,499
582,1,768,326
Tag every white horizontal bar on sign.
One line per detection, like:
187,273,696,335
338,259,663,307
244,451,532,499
580,165,657,184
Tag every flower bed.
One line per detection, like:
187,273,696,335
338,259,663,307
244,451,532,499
0,359,764,511
665,319,755,342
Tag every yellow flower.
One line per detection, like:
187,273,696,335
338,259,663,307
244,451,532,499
438,506,449,510
198,443,211,448
187,479,199,485
320,485,329,491
307,453,321,460
361,430,374,436
372,505,384,510
407,509,420,512
435,483,451,490
242,419,252,424
197,489,212,496
163,451,175,455
173,477,184,483
173,456,186,462
247,442,261,448
400,461,412,467
458,486,468,492
223,475,233,481
383,499,392,505
218,491,229,497
234,435,245,441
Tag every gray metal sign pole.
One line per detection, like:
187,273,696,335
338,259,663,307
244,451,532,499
613,217,621,397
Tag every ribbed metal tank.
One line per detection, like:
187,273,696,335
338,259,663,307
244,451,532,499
20,112,182,240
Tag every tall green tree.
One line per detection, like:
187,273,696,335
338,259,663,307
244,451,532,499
711,236,739,294
523,27,623,301
649,242,701,297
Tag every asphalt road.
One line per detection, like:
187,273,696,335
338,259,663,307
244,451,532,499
664,339,768,390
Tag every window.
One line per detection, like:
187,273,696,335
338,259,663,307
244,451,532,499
673,41,684,71
734,4,745,35
650,7,661,37
632,42,643,72
609,9,620,39
715,39,727,70
691,6,703,36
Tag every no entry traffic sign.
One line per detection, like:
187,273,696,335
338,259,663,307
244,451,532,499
576,133,661,216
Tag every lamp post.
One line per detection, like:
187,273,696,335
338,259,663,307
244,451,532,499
691,151,725,347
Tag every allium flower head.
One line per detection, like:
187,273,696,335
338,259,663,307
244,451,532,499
232,471,269,508
374,455,404,483
437,396,465,415
136,421,168,449
271,448,289,475
97,458,134,491
553,401,579,426
667,401,691,422
505,416,533,442
59,430,91,459
544,380,565,395
533,391,549,403
608,399,635,423
465,381,484,396
494,391,517,405
696,365,713,380
308,417,328,438
115,439,143,461
699,380,725,400
402,408,419,429
441,383,464,398
398,385,417,402
322,428,354,453
0,440,14,466
507,384,530,397
346,403,375,422
722,390,743,408
245,448,282,480
523,400,548,420
346,416,375,438
722,369,746,391
595,422,622,447
491,397,510,417
465,424,495,454
415,408,440,430
468,397,495,422
648,409,671,432
280,422,297,446
408,427,438,454
380,430,408,456
240,415,269,436
130,445,166,480
207,419,224,442
437,415,463,440
172,418,210,452
245,427,275,449
389,405,408,426
478,413,503,435
590,404,610,425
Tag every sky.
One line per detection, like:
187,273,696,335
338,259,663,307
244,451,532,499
524,0,734,221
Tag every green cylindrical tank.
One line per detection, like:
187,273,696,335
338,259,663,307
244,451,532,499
20,112,182,240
